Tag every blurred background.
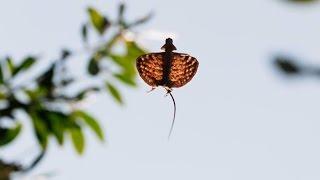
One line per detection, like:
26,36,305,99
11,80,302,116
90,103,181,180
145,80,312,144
1,0,320,179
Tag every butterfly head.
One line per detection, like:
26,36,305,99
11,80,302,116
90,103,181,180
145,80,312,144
161,38,177,52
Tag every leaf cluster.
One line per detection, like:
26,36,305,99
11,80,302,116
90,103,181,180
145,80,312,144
0,3,151,156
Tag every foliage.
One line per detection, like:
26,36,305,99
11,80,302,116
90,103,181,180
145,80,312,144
274,56,320,78
274,56,302,75
0,3,151,178
285,0,318,3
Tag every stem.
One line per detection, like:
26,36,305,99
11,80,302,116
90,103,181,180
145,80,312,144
21,150,46,172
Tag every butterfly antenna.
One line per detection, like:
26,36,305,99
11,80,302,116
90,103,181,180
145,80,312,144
147,87,156,93
167,91,176,140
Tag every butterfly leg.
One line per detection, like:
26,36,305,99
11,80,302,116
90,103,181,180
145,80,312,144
164,87,172,97
146,87,156,93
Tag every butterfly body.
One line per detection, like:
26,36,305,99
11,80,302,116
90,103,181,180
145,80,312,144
161,52,173,87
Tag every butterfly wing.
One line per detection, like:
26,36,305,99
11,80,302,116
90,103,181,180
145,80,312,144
136,53,164,87
169,53,199,88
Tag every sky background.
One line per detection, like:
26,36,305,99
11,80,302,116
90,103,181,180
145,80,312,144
2,0,320,179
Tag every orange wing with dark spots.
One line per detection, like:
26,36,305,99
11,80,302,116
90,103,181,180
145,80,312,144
169,53,199,88
136,53,164,87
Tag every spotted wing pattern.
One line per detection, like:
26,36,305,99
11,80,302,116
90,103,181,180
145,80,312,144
169,53,199,88
136,53,164,87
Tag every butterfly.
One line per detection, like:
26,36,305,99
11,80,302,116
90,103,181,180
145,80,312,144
136,38,199,139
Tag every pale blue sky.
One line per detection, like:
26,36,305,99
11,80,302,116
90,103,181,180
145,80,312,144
2,0,320,180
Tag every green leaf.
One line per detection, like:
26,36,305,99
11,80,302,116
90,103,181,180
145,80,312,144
110,42,146,77
74,87,100,100
30,111,49,149
81,23,88,43
0,91,5,99
118,3,125,21
70,126,85,154
0,123,22,146
13,56,36,75
118,3,126,27
73,110,104,141
274,57,301,75
106,82,123,104
37,64,55,91
113,73,136,87
5,57,15,76
87,7,110,35
110,54,136,76
24,87,48,100
61,78,74,87
129,12,153,27
88,57,100,75
47,112,67,145
286,0,317,3
126,41,147,57
61,49,71,60
0,61,4,84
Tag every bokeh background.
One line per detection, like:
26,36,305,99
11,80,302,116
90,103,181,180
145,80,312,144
2,0,320,179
